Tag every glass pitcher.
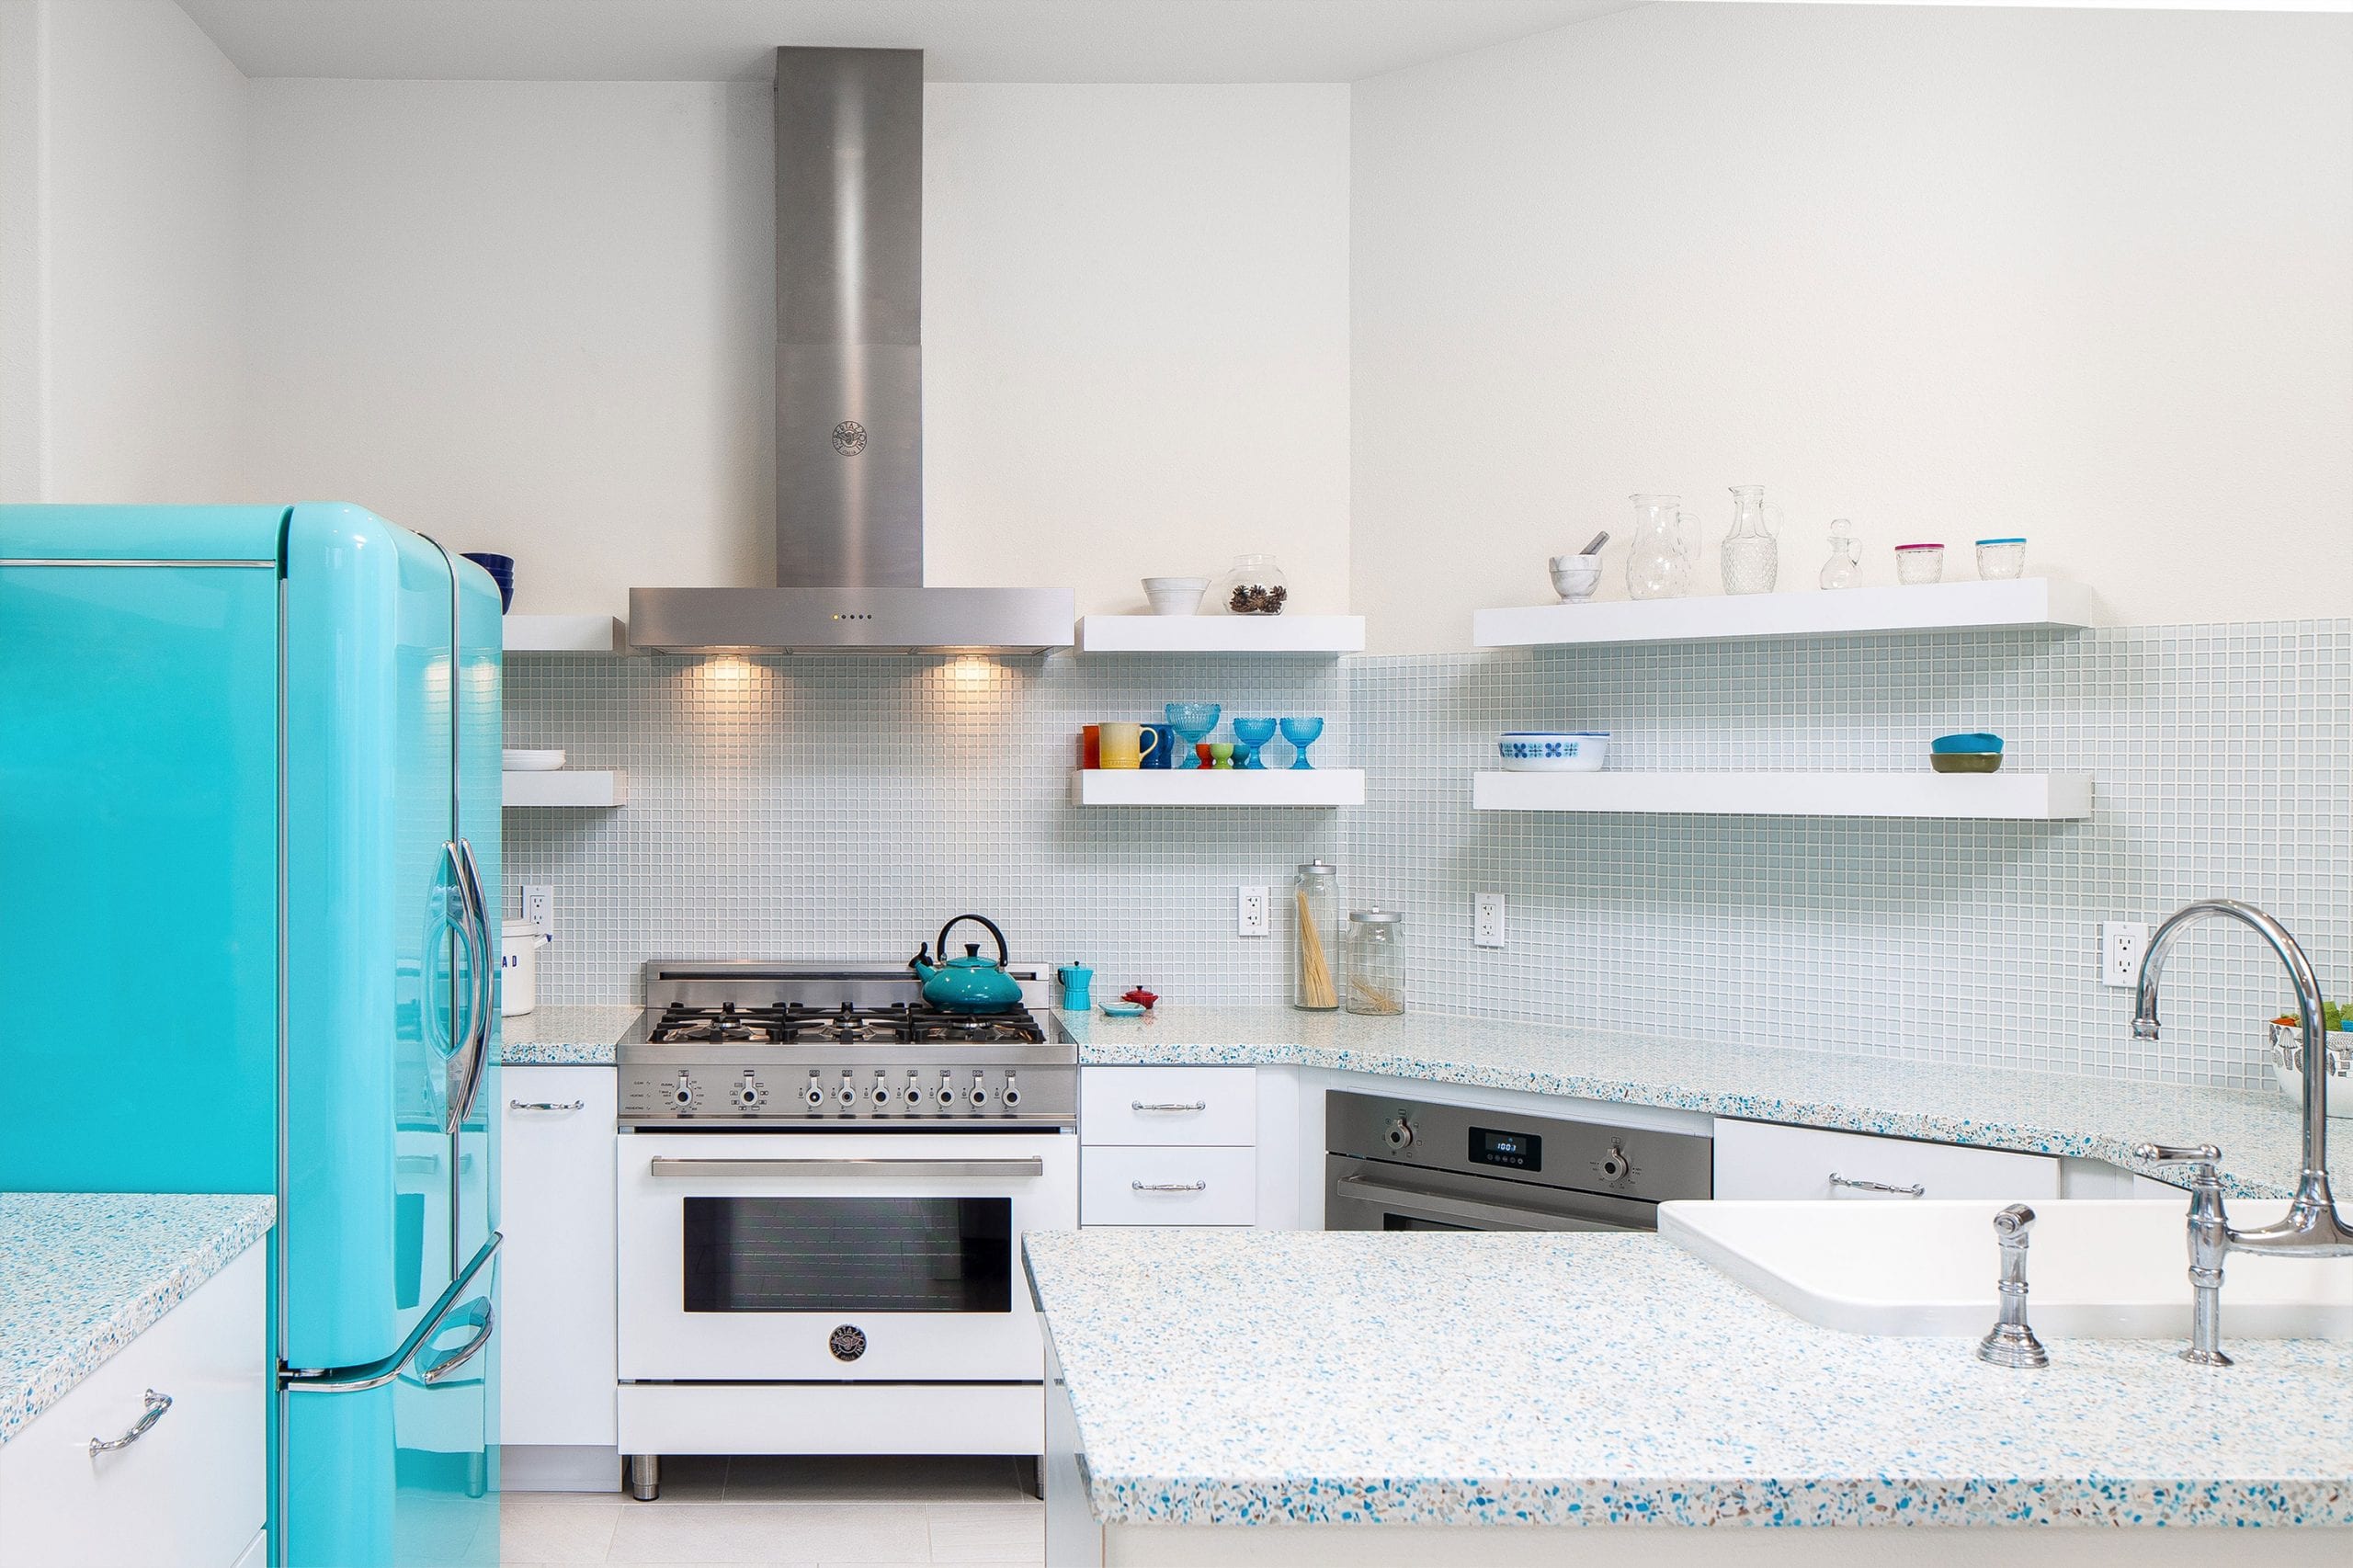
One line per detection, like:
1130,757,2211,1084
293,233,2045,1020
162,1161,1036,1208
1625,494,1697,600
1721,485,1780,596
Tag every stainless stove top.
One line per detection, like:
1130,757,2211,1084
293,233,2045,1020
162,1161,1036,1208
619,959,1074,1127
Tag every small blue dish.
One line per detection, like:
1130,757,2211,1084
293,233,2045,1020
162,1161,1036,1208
461,551,516,612
1930,733,2004,754
1099,1000,1146,1017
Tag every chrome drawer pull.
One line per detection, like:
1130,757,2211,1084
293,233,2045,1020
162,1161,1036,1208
88,1390,172,1456
1131,1100,1208,1113
1131,1180,1208,1193
1829,1172,1926,1198
509,1099,585,1111
650,1156,1044,1178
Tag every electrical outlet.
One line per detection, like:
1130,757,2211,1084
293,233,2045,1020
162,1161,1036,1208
524,883,555,938
2099,920,2148,989
1237,885,1269,938
1474,892,1506,949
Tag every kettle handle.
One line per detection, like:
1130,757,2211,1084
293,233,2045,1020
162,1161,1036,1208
936,914,1010,968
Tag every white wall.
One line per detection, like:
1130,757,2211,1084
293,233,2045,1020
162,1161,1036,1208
241,79,776,608
0,0,248,503
239,78,1353,620
1351,3,2353,651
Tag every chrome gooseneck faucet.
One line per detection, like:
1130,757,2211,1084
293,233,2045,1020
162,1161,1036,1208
2131,898,2353,1365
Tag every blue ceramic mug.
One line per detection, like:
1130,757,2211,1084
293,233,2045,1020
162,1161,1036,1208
1139,723,1176,769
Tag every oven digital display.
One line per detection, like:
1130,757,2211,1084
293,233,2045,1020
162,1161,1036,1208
1469,1126,1540,1171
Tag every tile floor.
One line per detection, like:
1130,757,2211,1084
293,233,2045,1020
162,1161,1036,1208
500,1456,1044,1567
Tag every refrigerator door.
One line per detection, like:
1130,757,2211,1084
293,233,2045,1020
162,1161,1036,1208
280,505,497,1568
0,506,284,1193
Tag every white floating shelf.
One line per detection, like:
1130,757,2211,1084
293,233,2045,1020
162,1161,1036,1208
1075,615,1365,654
503,770,629,808
1070,769,1366,808
1471,770,2092,821
504,614,627,653
1472,579,2097,650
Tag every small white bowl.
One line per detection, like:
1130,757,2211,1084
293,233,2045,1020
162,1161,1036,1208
1497,732,1609,772
503,748,566,772
1142,576,1210,616
1549,554,1603,603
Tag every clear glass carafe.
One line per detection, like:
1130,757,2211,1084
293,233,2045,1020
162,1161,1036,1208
1624,494,1697,601
1344,908,1404,1016
1291,860,1340,1010
1819,518,1859,589
1721,485,1780,595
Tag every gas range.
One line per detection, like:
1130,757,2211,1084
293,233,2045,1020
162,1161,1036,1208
618,959,1074,1127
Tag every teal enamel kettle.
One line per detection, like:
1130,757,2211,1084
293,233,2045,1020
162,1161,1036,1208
910,915,1023,1014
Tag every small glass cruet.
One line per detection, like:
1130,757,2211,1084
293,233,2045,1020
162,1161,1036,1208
1819,518,1860,589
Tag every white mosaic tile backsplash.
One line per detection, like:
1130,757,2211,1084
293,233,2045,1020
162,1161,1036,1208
505,620,2348,1093
1346,623,2352,1092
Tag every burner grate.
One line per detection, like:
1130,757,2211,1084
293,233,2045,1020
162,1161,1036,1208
647,999,1047,1046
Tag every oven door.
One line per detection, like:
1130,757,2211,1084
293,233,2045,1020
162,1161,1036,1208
620,1129,1077,1382
1324,1153,1659,1233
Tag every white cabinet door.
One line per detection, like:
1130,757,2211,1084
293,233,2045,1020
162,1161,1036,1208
500,1067,618,1447
0,1244,267,1568
1081,1145,1258,1226
1080,1067,1258,1147
1713,1118,2059,1202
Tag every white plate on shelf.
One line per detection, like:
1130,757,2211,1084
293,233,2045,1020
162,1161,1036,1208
503,749,566,772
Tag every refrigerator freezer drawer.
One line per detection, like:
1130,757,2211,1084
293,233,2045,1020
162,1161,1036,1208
0,1244,267,1568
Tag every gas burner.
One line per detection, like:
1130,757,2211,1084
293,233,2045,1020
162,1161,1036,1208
646,998,1048,1047
647,1002,793,1044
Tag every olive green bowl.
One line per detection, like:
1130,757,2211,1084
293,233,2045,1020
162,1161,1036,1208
1931,752,2004,773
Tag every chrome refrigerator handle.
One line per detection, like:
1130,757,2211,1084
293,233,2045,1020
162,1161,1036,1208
449,836,494,1131
282,1233,502,1393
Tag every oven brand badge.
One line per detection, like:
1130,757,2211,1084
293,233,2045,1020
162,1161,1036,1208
832,421,867,456
828,1324,868,1362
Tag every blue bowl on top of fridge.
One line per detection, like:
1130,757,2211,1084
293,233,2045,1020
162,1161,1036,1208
1498,731,1610,772
1931,733,2004,754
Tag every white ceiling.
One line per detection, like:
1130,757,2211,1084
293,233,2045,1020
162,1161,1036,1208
176,0,1643,84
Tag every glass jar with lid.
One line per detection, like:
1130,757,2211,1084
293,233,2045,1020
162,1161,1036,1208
1344,907,1404,1016
1291,860,1341,1010
1217,553,1290,616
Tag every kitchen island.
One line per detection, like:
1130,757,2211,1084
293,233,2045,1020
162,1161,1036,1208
1025,1226,2353,1566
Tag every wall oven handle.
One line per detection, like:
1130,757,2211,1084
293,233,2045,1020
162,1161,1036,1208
1131,1100,1208,1112
1131,1180,1208,1192
1334,1173,1614,1232
1827,1172,1927,1198
649,1156,1045,1179
509,1099,585,1112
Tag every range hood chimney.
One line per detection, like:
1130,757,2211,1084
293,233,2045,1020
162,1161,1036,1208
630,46,1073,653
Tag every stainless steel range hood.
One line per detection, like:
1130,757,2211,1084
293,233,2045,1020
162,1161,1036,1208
630,46,1073,654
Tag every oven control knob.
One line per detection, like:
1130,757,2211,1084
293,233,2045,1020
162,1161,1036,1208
1003,1074,1021,1108
1599,1144,1630,1182
871,1074,892,1107
1383,1117,1414,1153
970,1077,990,1107
803,1076,824,1108
734,1079,763,1109
672,1074,695,1108
937,1074,956,1108
836,1074,856,1108
904,1079,925,1107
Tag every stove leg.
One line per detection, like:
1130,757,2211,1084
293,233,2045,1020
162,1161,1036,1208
1016,1454,1041,1500
626,1453,661,1502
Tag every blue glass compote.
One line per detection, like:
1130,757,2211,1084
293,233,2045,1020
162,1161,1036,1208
1232,717,1277,770
1279,716,1324,769
1165,702,1221,770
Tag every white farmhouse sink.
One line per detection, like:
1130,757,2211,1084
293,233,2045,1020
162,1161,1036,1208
1659,1199,2353,1339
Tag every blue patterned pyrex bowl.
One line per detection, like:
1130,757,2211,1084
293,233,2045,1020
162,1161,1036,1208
1497,731,1610,771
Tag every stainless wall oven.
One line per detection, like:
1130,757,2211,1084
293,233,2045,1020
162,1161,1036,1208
1325,1090,1711,1232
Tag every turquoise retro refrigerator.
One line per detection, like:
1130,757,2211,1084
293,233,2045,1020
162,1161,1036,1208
0,504,503,1567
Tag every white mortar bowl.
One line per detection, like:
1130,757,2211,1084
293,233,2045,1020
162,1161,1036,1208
1142,576,1210,615
1549,554,1603,603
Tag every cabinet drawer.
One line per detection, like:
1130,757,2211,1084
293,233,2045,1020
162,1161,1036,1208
1082,1145,1257,1225
1080,1067,1256,1146
1712,1118,2059,1202
0,1244,267,1568
500,1067,619,1448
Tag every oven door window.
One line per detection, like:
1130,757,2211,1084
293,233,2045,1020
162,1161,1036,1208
682,1197,1012,1313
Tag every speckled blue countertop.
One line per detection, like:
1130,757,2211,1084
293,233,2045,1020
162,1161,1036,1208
1026,1227,2353,1528
1058,1006,2308,1198
0,1192,276,1445
500,1004,637,1065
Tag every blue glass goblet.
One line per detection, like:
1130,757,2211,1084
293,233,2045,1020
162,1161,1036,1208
1279,716,1324,769
1165,702,1221,770
1232,717,1277,770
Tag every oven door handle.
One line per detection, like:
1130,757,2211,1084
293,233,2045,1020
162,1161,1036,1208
1333,1172,1614,1232
649,1156,1046,1179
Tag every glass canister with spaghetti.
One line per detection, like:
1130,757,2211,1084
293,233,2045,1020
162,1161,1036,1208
1291,859,1341,1011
